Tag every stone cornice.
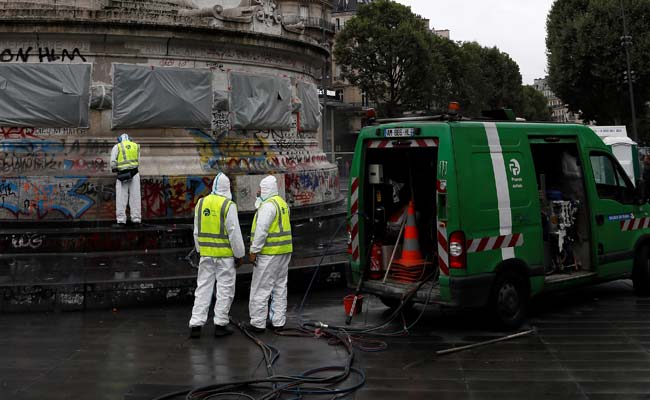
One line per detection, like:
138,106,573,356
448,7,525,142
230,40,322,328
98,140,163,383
0,11,331,58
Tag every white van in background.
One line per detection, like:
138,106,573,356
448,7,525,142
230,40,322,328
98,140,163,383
590,126,640,183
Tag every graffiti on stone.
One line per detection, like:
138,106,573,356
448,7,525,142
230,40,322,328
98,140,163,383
11,233,45,249
0,47,87,63
0,127,89,138
285,169,339,207
0,137,110,173
0,177,94,219
206,62,226,72
1,127,39,139
142,176,212,218
212,110,230,134
235,174,285,212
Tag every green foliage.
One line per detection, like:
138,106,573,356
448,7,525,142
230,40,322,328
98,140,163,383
333,0,433,116
521,85,552,121
334,0,528,118
547,0,650,139
430,40,524,116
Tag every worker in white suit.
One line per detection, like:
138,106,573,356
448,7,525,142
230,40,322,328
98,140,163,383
247,175,293,333
110,132,141,227
189,173,245,338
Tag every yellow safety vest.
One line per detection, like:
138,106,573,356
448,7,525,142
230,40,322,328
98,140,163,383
116,140,140,171
196,194,234,257
251,195,293,255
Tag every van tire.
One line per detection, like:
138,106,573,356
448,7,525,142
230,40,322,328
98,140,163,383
633,246,650,297
489,271,527,330
379,296,413,311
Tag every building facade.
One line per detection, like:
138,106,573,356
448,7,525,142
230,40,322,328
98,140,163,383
534,77,582,123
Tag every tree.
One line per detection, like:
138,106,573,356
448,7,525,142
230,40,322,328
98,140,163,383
426,39,524,117
455,42,524,116
547,0,650,139
521,85,552,121
334,0,527,119
333,0,434,116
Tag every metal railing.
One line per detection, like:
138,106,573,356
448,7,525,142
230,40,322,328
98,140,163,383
282,15,335,32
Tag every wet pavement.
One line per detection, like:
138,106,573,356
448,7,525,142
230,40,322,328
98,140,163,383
1,278,650,399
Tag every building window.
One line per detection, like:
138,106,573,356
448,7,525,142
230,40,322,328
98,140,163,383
300,5,309,19
336,18,340,30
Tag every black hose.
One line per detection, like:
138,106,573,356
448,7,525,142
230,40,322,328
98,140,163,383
153,320,366,400
302,272,437,337
296,216,347,316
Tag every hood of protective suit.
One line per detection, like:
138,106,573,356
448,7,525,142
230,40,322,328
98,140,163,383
260,175,278,200
212,173,232,200
118,133,130,143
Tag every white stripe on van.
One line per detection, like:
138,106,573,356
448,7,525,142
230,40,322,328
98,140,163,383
484,122,515,261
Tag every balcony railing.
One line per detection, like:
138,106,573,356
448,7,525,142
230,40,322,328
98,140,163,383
282,15,335,32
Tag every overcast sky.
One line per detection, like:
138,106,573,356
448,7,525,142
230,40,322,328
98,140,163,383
395,0,556,85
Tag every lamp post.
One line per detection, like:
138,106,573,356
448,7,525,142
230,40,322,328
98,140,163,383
320,0,331,162
620,0,638,142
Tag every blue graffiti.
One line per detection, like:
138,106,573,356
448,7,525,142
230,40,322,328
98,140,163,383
0,179,20,214
298,173,321,190
0,176,94,219
188,129,221,172
1,140,65,154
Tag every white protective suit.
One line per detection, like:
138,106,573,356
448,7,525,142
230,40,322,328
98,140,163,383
189,173,245,327
110,133,141,224
249,176,292,329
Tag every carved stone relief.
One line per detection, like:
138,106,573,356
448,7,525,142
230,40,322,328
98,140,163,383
178,0,281,25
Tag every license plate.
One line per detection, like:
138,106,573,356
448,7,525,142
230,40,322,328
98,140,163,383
384,127,415,137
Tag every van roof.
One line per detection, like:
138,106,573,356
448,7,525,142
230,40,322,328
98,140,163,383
359,120,603,147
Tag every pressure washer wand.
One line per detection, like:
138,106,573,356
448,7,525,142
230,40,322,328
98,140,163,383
346,234,374,325
185,248,198,269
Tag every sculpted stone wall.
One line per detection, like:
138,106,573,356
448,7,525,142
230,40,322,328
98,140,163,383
0,1,338,222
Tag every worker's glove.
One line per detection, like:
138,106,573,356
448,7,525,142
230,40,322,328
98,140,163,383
248,253,257,265
111,168,118,173
235,257,244,268
185,249,199,269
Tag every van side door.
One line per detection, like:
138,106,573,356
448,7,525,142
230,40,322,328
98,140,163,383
587,150,645,277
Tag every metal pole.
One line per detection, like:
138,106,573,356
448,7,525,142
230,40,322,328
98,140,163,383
620,0,638,142
321,0,331,162
331,107,335,161
435,329,536,356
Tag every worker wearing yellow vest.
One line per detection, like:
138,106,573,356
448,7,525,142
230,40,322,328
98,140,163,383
189,173,245,338
247,175,293,333
110,133,141,227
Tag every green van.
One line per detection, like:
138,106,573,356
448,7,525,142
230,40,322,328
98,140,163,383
347,117,650,328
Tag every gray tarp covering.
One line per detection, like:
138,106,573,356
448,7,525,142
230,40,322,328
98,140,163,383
91,84,113,110
112,64,212,129
213,90,229,112
0,63,90,128
291,96,302,113
230,72,292,131
296,81,321,131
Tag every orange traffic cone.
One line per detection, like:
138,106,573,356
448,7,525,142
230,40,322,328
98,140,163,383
390,200,431,282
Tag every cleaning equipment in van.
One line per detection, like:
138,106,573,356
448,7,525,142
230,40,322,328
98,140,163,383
548,199,580,273
388,200,432,283
369,241,383,279
346,233,375,325
382,212,407,283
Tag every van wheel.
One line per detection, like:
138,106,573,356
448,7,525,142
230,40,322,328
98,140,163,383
633,246,650,297
379,296,413,311
489,271,527,330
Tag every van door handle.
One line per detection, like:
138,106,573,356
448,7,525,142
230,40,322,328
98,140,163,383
596,214,605,225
